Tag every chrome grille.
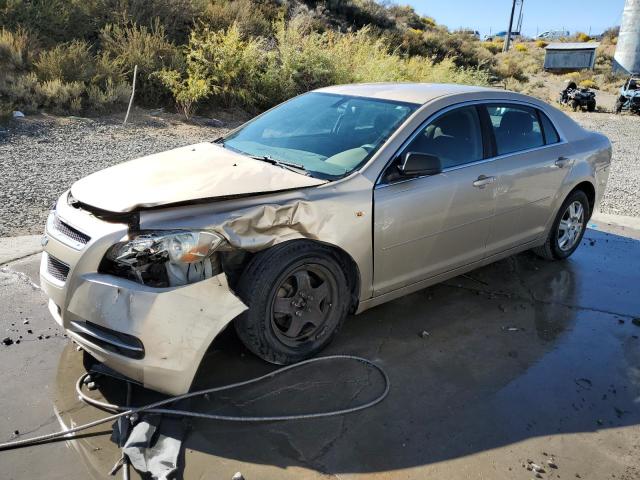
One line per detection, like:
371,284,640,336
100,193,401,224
52,215,90,246
46,254,70,282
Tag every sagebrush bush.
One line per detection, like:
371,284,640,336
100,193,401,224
201,0,278,38
535,40,548,49
514,44,528,52
0,28,37,116
35,40,96,83
37,79,85,114
0,27,32,72
99,21,182,105
87,79,132,112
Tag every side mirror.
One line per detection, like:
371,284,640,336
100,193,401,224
398,152,442,177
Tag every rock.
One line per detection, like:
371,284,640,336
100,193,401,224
27,329,32,334
232,473,245,480
531,463,546,473
23,320,29,325
13,430,19,435
502,326,521,332
2,337,13,346
419,330,431,338
12,111,25,118
632,318,640,327
548,460,558,469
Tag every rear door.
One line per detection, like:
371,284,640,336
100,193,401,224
482,103,574,255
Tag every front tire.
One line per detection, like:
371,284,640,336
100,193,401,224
234,241,350,365
533,190,590,260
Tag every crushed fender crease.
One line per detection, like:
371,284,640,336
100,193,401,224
212,201,336,251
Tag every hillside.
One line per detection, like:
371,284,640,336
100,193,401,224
0,0,625,118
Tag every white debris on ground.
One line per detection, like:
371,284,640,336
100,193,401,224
0,110,637,237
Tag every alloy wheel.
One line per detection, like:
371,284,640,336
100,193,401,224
557,200,584,251
270,263,337,347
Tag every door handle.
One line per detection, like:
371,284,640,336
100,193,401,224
472,175,496,188
555,156,572,168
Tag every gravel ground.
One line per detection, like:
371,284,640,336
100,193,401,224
0,110,638,237
0,112,232,236
567,111,640,218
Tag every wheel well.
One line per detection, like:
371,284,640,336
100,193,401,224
222,239,361,313
570,181,596,218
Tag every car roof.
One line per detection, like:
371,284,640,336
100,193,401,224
315,83,500,105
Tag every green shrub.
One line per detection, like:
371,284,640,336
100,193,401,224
99,21,182,105
152,70,210,118
514,44,528,52
35,40,96,83
154,24,266,115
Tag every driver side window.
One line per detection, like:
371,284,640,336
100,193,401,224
404,106,483,170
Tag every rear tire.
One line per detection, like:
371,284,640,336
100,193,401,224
234,241,350,365
570,99,579,112
587,100,596,112
533,190,590,261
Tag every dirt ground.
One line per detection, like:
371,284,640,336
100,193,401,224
1,216,639,480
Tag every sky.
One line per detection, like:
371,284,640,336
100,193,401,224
404,0,626,37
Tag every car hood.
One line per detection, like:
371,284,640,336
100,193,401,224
70,142,327,213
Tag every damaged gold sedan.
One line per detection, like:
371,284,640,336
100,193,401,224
40,84,611,394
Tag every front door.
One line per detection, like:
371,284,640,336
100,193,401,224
373,105,498,295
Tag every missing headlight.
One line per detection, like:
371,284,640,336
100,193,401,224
100,230,225,287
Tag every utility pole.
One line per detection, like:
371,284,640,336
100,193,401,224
503,0,517,52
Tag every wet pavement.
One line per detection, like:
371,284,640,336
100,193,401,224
1,219,639,480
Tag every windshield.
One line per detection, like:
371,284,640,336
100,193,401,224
222,92,418,180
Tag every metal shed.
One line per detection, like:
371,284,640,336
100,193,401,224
544,43,600,71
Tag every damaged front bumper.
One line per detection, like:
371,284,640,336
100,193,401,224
40,195,248,395
42,269,247,395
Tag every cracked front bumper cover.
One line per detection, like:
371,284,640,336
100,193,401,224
42,269,248,395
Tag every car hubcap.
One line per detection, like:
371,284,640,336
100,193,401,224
557,201,584,251
270,264,336,347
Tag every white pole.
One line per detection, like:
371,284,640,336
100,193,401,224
123,65,138,125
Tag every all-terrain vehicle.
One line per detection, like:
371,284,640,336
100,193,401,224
558,81,596,112
614,77,640,114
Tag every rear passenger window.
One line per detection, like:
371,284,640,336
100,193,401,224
539,112,560,144
404,106,483,169
487,105,544,155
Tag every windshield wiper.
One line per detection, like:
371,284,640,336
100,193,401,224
248,155,308,176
